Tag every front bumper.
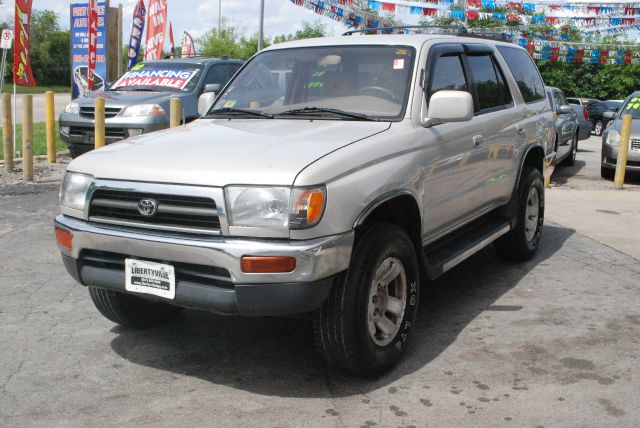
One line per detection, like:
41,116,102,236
577,122,592,140
601,143,640,171
55,214,354,316
58,112,168,147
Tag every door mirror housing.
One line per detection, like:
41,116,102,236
422,90,474,127
204,83,221,93
558,105,573,115
602,110,616,119
198,92,217,116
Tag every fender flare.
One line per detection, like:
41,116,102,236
352,189,421,229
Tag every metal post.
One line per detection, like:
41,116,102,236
218,0,222,34
22,94,33,182
45,91,56,163
258,0,265,51
2,93,13,171
0,48,7,94
614,113,632,189
12,81,16,156
170,97,181,128
94,97,106,149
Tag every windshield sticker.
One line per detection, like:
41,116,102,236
130,63,145,71
393,59,405,70
626,97,640,110
223,100,237,108
395,49,409,56
112,69,199,90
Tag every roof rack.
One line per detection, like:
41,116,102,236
161,53,246,60
343,25,467,36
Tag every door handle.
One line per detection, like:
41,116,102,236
516,125,526,135
472,135,485,148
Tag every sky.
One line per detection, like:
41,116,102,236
0,0,353,47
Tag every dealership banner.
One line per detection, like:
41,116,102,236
181,31,196,58
144,0,167,60
87,0,99,90
127,0,146,69
13,0,36,86
70,2,107,98
112,68,198,90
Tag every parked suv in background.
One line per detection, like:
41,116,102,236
55,33,554,375
567,97,598,107
546,86,579,166
59,57,243,158
601,92,640,178
587,100,623,136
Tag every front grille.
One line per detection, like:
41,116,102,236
80,250,232,288
89,189,221,234
631,140,640,151
79,106,122,119
69,126,127,140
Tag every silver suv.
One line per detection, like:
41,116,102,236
55,33,555,375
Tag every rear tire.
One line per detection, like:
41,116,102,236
564,133,578,166
495,166,544,262
313,223,420,376
594,120,604,136
89,287,182,328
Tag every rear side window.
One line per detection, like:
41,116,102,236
203,63,242,87
497,46,545,103
428,55,468,99
466,54,512,113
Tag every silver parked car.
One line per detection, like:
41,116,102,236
59,58,243,158
601,92,640,178
55,31,554,375
546,86,579,166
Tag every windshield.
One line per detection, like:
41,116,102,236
621,96,640,119
110,62,203,92
605,100,622,110
210,45,416,120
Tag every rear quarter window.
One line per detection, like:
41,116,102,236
497,46,546,103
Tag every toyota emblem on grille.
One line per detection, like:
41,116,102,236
137,199,158,216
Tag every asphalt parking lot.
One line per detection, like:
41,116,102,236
1,135,639,427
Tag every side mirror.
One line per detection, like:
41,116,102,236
204,83,221,93
198,92,217,116
422,90,473,127
558,105,573,115
603,111,615,119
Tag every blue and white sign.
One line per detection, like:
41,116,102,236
70,2,108,99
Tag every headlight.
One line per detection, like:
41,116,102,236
64,102,79,114
606,130,620,147
60,172,93,212
225,186,326,229
121,104,166,117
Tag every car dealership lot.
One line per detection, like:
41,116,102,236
1,136,640,427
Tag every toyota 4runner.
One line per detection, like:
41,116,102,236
55,32,555,376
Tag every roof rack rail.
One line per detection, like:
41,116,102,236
161,53,246,60
343,25,467,36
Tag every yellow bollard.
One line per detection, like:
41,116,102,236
545,175,551,189
2,93,13,172
170,97,180,128
614,114,632,190
22,94,33,182
94,97,105,149
45,91,56,163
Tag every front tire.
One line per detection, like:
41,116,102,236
89,287,181,328
313,223,420,376
601,164,614,180
494,166,544,261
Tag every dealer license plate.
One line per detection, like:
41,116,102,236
125,259,175,299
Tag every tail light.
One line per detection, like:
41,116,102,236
583,108,589,121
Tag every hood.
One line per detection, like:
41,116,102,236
74,90,186,108
608,117,640,137
68,119,392,186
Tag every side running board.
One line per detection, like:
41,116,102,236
423,218,511,279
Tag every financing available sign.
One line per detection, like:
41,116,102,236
112,68,198,91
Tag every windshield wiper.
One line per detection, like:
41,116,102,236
207,107,274,119
112,87,158,92
277,107,378,121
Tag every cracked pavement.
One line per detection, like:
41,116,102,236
1,138,640,426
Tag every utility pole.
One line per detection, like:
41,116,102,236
258,0,265,51
218,0,222,34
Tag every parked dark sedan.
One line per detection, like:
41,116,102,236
601,93,640,178
59,57,244,158
587,100,623,136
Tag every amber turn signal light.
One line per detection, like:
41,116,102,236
55,228,73,249
241,256,296,273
